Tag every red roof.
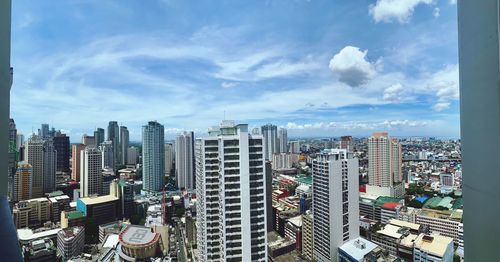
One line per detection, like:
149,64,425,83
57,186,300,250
359,185,366,193
381,202,399,210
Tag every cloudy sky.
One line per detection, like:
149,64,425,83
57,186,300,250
10,0,459,141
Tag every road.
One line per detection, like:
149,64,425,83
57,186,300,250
175,223,188,262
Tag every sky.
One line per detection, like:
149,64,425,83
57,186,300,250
10,0,460,142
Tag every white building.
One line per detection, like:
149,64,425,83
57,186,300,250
416,209,463,245
57,226,85,260
164,143,173,175
176,131,194,190
440,173,454,194
196,121,268,262
99,140,114,170
312,149,359,262
278,128,288,153
413,234,454,262
25,136,56,198
142,121,165,192
80,147,102,197
127,146,138,165
261,124,278,160
271,153,297,170
289,141,300,154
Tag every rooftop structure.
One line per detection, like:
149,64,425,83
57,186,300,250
338,237,379,261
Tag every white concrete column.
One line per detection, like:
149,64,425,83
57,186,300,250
458,0,500,260
0,0,12,197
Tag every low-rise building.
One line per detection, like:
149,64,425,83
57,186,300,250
416,209,463,245
285,215,302,252
61,210,86,229
338,237,379,262
413,234,454,262
57,226,85,260
22,238,57,262
48,194,70,223
117,225,165,261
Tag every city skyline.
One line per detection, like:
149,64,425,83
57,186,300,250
9,0,459,141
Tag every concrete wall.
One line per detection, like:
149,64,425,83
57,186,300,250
458,0,500,260
0,0,12,197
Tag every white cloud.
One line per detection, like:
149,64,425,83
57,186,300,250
433,7,440,18
382,83,404,101
221,82,239,88
432,102,450,111
369,0,434,23
449,0,457,5
329,46,380,87
284,119,428,131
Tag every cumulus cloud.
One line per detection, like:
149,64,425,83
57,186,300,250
383,83,404,102
329,46,381,87
425,64,459,111
369,0,434,23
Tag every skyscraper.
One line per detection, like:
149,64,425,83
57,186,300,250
127,146,138,165
107,121,120,166
16,133,24,151
367,132,403,197
71,144,86,182
278,127,288,153
164,143,173,176
312,149,359,262
80,147,103,197
175,131,194,190
261,124,278,160
100,140,114,170
82,134,96,147
25,136,56,197
53,134,70,173
196,121,268,262
120,126,129,166
39,124,49,138
94,128,105,146
13,161,32,201
8,118,16,145
142,121,165,192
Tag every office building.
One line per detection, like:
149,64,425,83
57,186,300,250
416,209,463,245
196,121,268,262
278,127,288,153
80,147,102,197
12,197,51,228
340,136,353,151
142,121,165,192
39,124,49,138
413,234,454,262
175,131,194,189
312,149,359,262
71,144,86,182
82,134,96,147
107,121,120,166
288,141,300,154
57,226,85,260
367,132,404,197
127,146,139,165
272,153,298,170
76,195,119,227
25,136,56,197
261,124,278,160
53,133,70,173
94,128,105,147
440,173,454,194
120,126,129,166
164,143,173,176
14,161,32,201
100,140,115,170
48,194,70,222
16,133,24,151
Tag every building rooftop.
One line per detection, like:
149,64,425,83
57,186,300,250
18,227,62,242
66,211,86,220
377,224,403,239
414,234,453,258
399,233,419,248
388,219,421,231
287,215,302,228
119,225,159,247
381,202,400,210
339,237,378,261
374,196,403,207
78,195,118,205
295,174,312,185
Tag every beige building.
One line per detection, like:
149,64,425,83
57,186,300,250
301,212,313,261
12,197,50,228
416,209,463,245
118,225,164,261
14,161,32,201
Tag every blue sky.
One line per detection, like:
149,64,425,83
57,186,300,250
10,0,459,141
